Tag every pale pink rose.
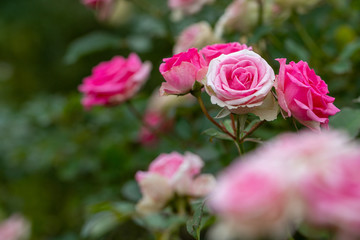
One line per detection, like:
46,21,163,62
78,53,151,110
0,215,30,240
174,22,218,54
300,151,360,239
159,48,207,96
136,152,215,214
275,58,340,131
209,159,301,239
200,42,252,65
169,0,214,19
205,49,278,121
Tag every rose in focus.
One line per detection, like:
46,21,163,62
135,152,216,214
78,53,151,109
275,58,340,130
160,48,207,96
205,49,278,121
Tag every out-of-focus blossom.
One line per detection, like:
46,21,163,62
81,0,114,21
159,48,207,96
205,49,278,121
107,0,133,25
174,22,219,54
135,152,215,214
300,150,360,239
200,42,252,65
0,214,31,240
139,89,195,146
275,58,340,131
209,130,360,239
78,53,151,110
169,0,214,20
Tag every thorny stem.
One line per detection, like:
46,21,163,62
195,95,236,141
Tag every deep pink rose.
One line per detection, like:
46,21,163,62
300,151,360,238
78,53,151,109
205,49,278,121
275,58,340,130
159,48,207,96
200,42,252,65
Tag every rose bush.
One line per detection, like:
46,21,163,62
159,48,207,96
78,53,151,109
275,58,340,130
204,49,278,120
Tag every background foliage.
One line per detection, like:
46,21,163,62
0,0,359,239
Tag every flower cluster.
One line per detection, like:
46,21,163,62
159,42,339,129
209,130,360,239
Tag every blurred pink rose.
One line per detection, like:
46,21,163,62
275,58,340,130
200,42,252,65
81,0,114,20
174,22,218,54
136,152,215,214
300,151,360,239
0,215,30,240
139,89,195,146
159,48,207,96
209,159,300,239
138,111,173,146
205,49,278,121
79,53,151,110
169,0,214,18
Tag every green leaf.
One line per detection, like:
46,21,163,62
81,212,119,238
202,128,233,141
223,119,234,134
285,39,310,61
214,108,230,119
329,108,360,138
64,32,122,64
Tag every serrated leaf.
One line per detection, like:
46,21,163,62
64,32,121,64
202,128,233,141
214,108,231,119
330,108,360,138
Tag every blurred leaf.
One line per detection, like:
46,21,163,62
330,108,360,138
248,25,273,44
338,39,360,61
126,35,152,53
328,60,352,74
202,128,233,141
121,181,142,202
64,32,122,64
135,213,186,231
285,39,309,61
81,212,119,238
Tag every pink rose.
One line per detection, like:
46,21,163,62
135,152,215,214
138,111,173,146
205,49,278,121
159,48,207,96
0,215,30,240
300,151,360,239
200,42,252,65
78,53,151,110
275,58,340,130
209,159,300,239
174,22,218,54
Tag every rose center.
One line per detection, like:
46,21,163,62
227,68,253,90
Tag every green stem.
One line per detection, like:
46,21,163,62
195,95,236,141
256,0,264,27
239,120,265,142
